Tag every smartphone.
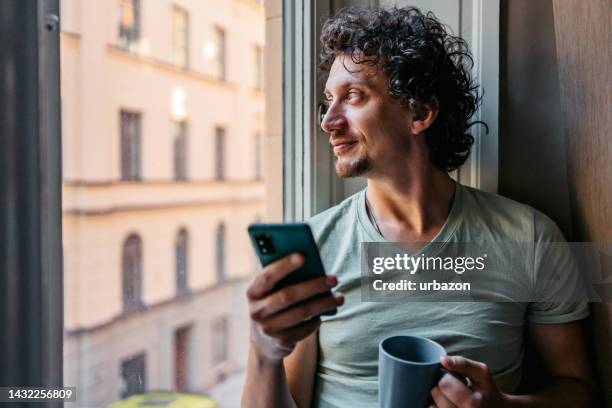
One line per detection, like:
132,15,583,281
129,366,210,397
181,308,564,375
247,223,337,316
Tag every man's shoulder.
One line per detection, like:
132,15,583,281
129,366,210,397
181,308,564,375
306,189,363,241
460,184,564,241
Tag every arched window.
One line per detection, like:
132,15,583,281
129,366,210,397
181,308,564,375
216,223,226,281
122,234,142,311
175,228,189,294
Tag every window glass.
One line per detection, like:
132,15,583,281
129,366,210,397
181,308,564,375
60,1,280,405
215,126,226,180
172,6,189,67
120,110,141,181
118,0,140,50
173,121,188,180
175,228,189,294
213,27,226,80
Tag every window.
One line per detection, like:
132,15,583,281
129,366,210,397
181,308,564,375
118,0,141,50
122,234,143,312
254,132,262,180
175,228,189,294
173,121,188,180
214,126,226,180
174,326,192,390
120,352,146,398
56,0,280,405
120,110,141,181
211,317,228,364
213,27,226,80
216,223,226,281
254,45,263,91
172,6,189,68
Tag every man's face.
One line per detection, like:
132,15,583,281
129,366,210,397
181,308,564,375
321,54,414,178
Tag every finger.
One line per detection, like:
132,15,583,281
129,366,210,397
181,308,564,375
274,317,322,347
246,253,303,300
430,386,458,408
250,275,337,320
259,292,344,334
437,373,473,407
441,356,491,386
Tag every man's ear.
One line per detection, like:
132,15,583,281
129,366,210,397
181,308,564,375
409,101,439,135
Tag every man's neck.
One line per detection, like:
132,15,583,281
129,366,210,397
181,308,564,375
365,169,456,242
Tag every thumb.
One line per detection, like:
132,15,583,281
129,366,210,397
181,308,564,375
441,355,491,387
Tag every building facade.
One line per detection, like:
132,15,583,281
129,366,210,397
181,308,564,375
60,0,265,405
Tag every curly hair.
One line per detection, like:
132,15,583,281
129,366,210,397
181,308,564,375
319,6,484,172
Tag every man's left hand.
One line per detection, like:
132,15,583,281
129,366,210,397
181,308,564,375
430,355,509,408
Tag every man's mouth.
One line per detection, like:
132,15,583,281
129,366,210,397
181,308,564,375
332,140,358,154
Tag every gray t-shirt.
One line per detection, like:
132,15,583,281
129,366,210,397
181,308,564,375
307,182,589,408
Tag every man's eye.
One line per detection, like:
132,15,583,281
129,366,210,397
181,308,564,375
347,91,362,100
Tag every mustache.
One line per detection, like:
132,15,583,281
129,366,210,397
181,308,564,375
329,132,358,142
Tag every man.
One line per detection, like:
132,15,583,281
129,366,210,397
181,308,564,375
242,7,594,408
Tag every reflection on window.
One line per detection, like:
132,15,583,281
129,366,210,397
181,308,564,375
175,228,189,295
120,110,141,181
172,6,189,68
120,352,146,398
214,126,226,181
213,26,226,80
118,0,140,50
122,234,143,312
211,317,228,365
173,121,188,180
174,325,192,391
254,132,262,180
216,223,226,281
254,45,263,91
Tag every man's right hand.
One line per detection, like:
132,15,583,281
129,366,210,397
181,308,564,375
246,252,344,362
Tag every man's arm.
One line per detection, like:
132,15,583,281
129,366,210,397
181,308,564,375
504,320,595,407
431,320,595,408
242,330,319,408
241,253,343,408
285,330,319,407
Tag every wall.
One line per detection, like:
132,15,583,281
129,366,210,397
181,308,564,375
499,0,611,403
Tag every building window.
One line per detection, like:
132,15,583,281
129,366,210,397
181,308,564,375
213,26,226,80
172,6,189,68
120,352,146,398
216,223,226,281
122,234,142,311
254,45,263,91
173,121,188,180
174,326,191,391
175,228,188,294
211,316,228,364
120,110,141,181
118,0,140,50
254,132,262,180
214,127,225,181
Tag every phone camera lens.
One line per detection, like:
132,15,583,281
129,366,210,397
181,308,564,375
254,233,275,255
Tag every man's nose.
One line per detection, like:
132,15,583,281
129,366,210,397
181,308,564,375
320,102,347,133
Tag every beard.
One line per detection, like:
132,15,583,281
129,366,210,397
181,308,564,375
334,152,372,177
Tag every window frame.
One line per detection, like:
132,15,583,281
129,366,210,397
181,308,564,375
0,0,63,386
